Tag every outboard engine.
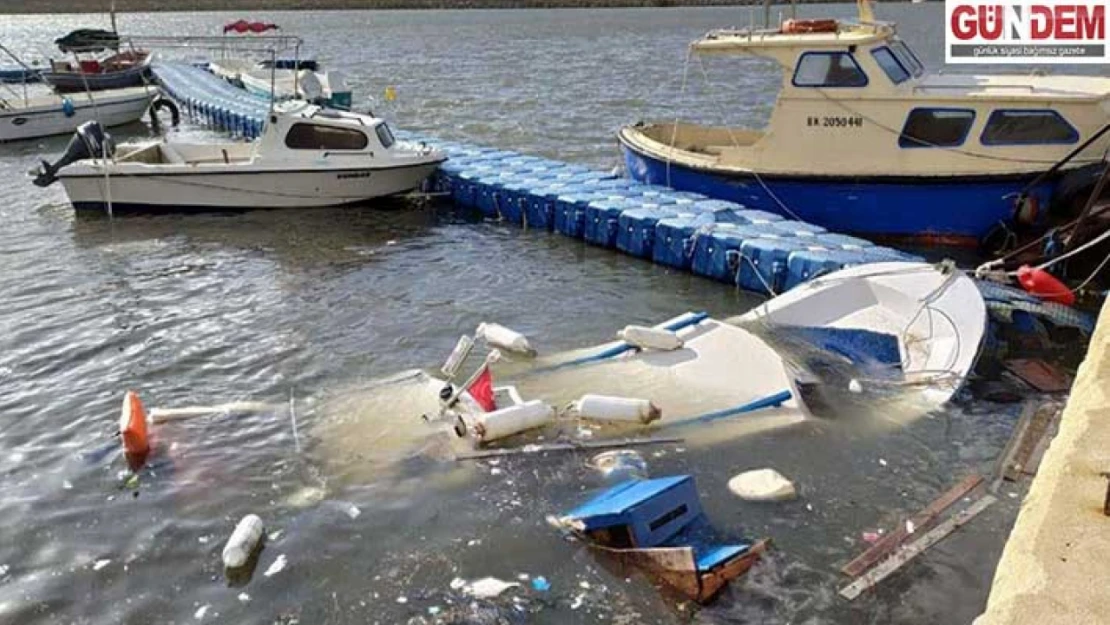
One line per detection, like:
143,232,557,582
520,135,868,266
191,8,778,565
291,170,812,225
33,121,114,188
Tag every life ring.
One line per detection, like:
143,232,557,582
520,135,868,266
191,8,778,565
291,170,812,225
148,97,181,132
781,19,839,34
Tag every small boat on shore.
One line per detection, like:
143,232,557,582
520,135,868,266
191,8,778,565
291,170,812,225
33,101,445,212
618,0,1110,245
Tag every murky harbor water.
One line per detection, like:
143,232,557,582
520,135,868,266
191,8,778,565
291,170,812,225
0,4,1089,624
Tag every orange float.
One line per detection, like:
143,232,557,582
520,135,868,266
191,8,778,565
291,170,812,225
119,390,150,460
1016,265,1076,306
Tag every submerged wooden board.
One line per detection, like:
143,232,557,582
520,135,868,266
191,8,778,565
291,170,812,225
1008,403,1062,480
839,495,997,601
1004,359,1071,393
841,473,984,578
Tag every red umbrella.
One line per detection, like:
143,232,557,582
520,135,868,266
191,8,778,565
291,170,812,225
223,20,279,34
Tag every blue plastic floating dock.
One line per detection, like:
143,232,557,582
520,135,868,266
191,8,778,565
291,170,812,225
152,62,921,295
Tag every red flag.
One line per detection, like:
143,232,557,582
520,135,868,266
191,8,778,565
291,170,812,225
466,366,496,412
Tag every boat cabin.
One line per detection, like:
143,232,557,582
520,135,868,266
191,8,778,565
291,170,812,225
119,102,403,168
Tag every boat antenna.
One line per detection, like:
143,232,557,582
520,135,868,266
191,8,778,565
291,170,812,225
762,0,771,28
858,0,876,23
110,0,118,34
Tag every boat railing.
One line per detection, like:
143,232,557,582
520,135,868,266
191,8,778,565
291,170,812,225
913,83,1038,93
126,34,306,114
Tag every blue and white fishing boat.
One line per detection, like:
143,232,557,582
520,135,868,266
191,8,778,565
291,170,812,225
618,1,1110,245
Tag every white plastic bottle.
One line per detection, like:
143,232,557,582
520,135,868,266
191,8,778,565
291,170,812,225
222,514,265,570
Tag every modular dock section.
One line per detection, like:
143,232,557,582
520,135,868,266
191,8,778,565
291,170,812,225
152,62,919,295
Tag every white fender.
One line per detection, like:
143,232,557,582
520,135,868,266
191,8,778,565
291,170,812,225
574,394,661,424
477,322,535,356
473,400,553,443
617,325,683,351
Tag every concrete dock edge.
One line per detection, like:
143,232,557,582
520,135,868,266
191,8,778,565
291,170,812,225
976,300,1110,625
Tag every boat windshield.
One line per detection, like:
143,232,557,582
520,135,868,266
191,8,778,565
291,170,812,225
375,122,395,149
889,39,925,77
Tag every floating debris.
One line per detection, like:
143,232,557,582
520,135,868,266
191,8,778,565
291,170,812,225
461,577,520,599
530,576,550,592
263,554,287,577
92,559,111,571
589,450,648,481
222,514,265,570
238,593,250,603
728,468,797,502
194,605,210,620
554,475,767,603
346,505,361,520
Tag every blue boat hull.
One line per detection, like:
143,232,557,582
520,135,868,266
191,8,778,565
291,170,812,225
619,137,1057,244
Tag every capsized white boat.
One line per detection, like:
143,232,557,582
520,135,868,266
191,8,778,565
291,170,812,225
734,261,987,407
33,100,446,212
0,86,153,142
386,262,988,450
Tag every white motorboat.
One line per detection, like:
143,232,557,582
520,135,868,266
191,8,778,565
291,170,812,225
33,101,445,212
0,86,153,142
339,262,987,455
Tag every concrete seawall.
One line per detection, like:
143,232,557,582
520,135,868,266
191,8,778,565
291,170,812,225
976,300,1110,625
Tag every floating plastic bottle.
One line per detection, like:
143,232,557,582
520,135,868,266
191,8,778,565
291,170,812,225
222,514,265,570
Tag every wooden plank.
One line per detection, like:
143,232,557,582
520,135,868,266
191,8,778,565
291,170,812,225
454,436,684,461
1004,359,1071,393
839,495,997,601
840,473,984,578
1020,406,1062,477
990,401,1036,492
1005,402,1060,482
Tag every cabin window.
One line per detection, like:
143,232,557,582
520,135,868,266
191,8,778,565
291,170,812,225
649,505,689,532
792,52,868,88
898,108,975,148
890,39,925,76
375,122,396,149
872,47,910,85
981,110,1079,145
285,123,369,151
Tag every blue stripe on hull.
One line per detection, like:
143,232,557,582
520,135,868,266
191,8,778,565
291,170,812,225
620,142,1056,241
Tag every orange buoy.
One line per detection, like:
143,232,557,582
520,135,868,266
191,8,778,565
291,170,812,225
1016,265,1076,306
119,390,150,458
